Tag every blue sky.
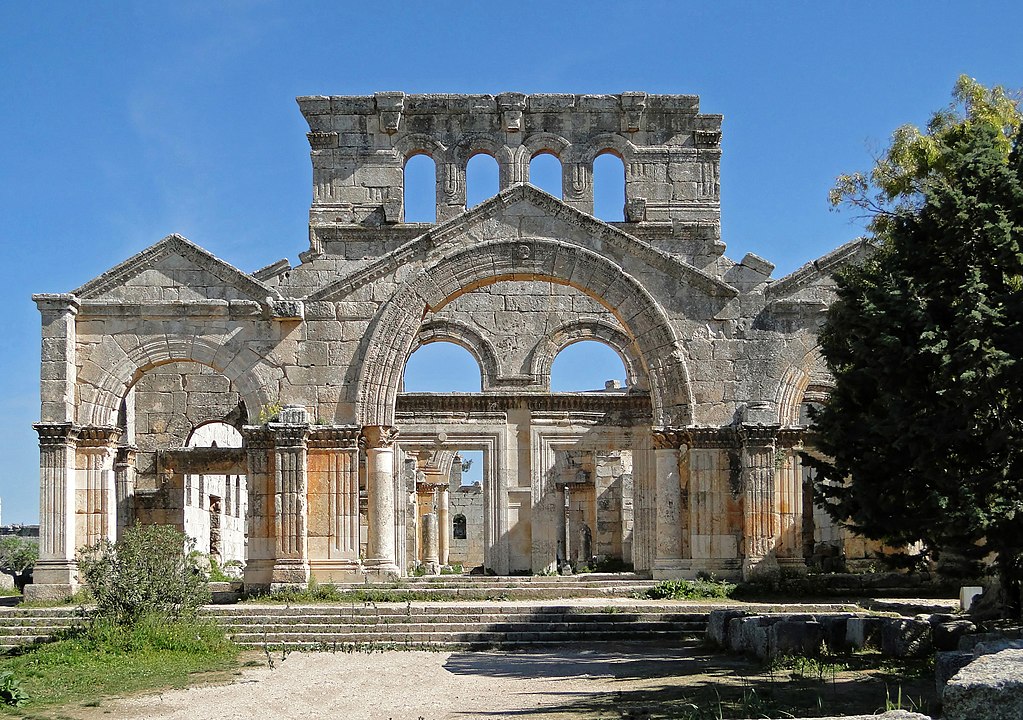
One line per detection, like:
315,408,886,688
1,1,1020,521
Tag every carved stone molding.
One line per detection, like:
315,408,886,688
361,425,399,449
76,425,122,448
307,426,361,450
34,422,79,448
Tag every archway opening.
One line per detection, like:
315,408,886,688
403,341,483,392
550,340,628,392
466,153,499,207
593,152,625,221
529,152,563,198
403,153,436,222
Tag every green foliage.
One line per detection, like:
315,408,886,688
0,670,27,707
0,615,236,711
809,80,1023,615
0,537,38,590
76,525,211,625
643,577,736,600
831,75,1022,235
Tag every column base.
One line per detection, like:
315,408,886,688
271,559,310,587
363,558,400,579
23,583,77,602
651,558,688,580
742,554,780,581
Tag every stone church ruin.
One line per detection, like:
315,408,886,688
27,92,877,599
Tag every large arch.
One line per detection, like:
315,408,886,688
529,318,647,391
355,238,694,427
77,333,278,427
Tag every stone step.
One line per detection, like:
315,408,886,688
204,604,692,616
228,629,696,647
219,620,705,633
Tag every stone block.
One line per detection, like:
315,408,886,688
935,650,974,701
706,609,748,648
933,620,976,651
943,649,1023,720
846,616,884,650
819,614,853,653
767,620,824,659
881,618,932,658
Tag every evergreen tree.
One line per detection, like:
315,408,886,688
808,83,1023,614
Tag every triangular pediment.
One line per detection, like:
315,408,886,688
764,238,875,308
308,184,737,302
74,234,279,303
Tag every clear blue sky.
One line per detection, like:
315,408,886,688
1,1,1020,522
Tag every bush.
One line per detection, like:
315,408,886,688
0,536,38,591
76,524,210,624
0,670,27,707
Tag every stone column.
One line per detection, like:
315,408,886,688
271,406,311,587
562,484,572,569
362,425,400,576
436,160,466,222
739,425,780,579
437,485,450,567
242,427,274,589
422,512,440,575
76,426,121,549
27,422,79,601
651,429,687,579
113,446,137,540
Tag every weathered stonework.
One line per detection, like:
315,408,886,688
27,92,875,597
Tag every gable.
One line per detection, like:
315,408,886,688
308,184,737,302
764,238,875,309
74,234,278,303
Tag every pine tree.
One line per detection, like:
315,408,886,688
809,114,1023,615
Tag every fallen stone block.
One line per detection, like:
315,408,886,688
706,609,748,648
932,619,976,651
882,617,932,658
767,620,823,659
846,616,883,650
943,648,1023,720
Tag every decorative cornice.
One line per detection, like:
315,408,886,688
241,426,274,451
77,425,122,448
396,391,653,420
307,426,361,450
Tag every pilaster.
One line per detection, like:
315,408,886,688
26,422,80,601
650,428,688,578
739,424,781,579
269,406,311,587
33,293,79,424
306,427,361,578
76,426,122,549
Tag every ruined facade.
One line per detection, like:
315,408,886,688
28,92,873,599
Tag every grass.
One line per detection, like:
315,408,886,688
0,614,238,715
247,582,510,604
640,577,737,600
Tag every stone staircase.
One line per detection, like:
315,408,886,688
320,573,661,600
0,607,83,652
209,603,710,650
0,603,709,653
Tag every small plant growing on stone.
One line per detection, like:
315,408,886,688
257,402,283,424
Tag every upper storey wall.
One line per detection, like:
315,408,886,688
297,92,722,257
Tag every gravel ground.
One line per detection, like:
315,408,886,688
72,647,709,720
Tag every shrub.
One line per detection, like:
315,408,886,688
0,536,38,591
0,670,27,707
76,524,210,624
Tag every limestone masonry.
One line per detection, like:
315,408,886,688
28,92,876,599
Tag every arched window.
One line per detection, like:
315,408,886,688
403,153,436,222
529,152,562,198
593,152,625,221
403,341,483,392
453,514,467,540
466,153,499,207
550,340,628,392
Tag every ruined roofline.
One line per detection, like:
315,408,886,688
297,92,714,119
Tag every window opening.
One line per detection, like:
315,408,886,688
529,152,562,198
403,341,483,392
466,153,499,207
593,152,625,221
403,153,436,222
550,340,627,392
452,514,467,540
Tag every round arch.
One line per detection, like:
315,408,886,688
354,238,694,427
78,334,278,428
529,318,647,391
776,346,833,426
410,318,502,389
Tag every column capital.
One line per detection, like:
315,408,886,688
34,422,80,447
361,425,399,449
242,426,274,451
77,425,122,449
651,427,688,450
307,426,360,450
737,424,781,448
